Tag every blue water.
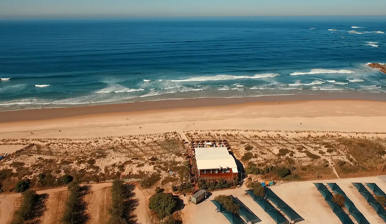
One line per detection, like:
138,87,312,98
0,17,385,110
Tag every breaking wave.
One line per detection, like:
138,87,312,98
290,69,354,76
34,84,50,88
288,80,325,87
171,73,279,82
347,78,364,83
366,41,379,48
0,77,10,81
96,84,144,94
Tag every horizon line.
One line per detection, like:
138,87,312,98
1,15,386,21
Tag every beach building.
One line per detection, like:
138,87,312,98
194,146,238,181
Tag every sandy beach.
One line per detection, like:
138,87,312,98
0,98,385,139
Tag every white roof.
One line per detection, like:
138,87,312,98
194,147,238,173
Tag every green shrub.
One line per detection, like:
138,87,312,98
278,148,290,156
241,152,253,161
140,173,161,188
214,195,239,215
375,196,385,207
333,194,345,208
305,151,321,160
38,172,56,187
248,182,265,198
15,180,30,193
149,192,178,219
245,145,253,151
58,175,74,185
11,190,40,224
276,167,291,178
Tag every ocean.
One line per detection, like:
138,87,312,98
0,17,385,110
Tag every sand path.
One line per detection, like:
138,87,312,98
84,183,112,224
0,193,20,224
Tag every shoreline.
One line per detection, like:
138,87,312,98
1,92,386,123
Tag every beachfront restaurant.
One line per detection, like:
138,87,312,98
194,146,238,181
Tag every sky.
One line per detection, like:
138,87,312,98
0,0,386,19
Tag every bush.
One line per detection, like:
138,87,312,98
241,152,253,161
59,175,74,185
305,151,321,160
214,195,239,215
248,182,265,198
38,172,56,187
333,194,345,208
140,173,161,188
375,195,385,207
276,167,291,178
11,190,40,224
245,145,253,151
15,180,30,193
149,192,178,219
278,148,290,156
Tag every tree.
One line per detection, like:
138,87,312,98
15,180,30,193
214,195,239,215
11,190,39,224
59,175,74,185
333,194,345,208
149,192,177,219
248,182,265,198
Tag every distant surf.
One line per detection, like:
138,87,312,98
34,84,50,88
366,42,379,48
171,73,279,82
290,69,354,76
0,77,10,81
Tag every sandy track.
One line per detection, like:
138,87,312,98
84,183,112,224
0,193,20,224
39,187,68,224
134,186,153,224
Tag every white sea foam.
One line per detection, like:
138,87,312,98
288,80,325,87
375,31,384,34
351,26,362,29
347,78,364,83
96,84,144,94
139,90,161,98
359,85,381,90
366,41,379,48
143,79,151,83
318,87,343,91
233,84,244,88
290,69,354,76
218,86,230,91
34,84,50,88
328,29,337,32
0,77,10,81
171,73,279,82
348,30,364,35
